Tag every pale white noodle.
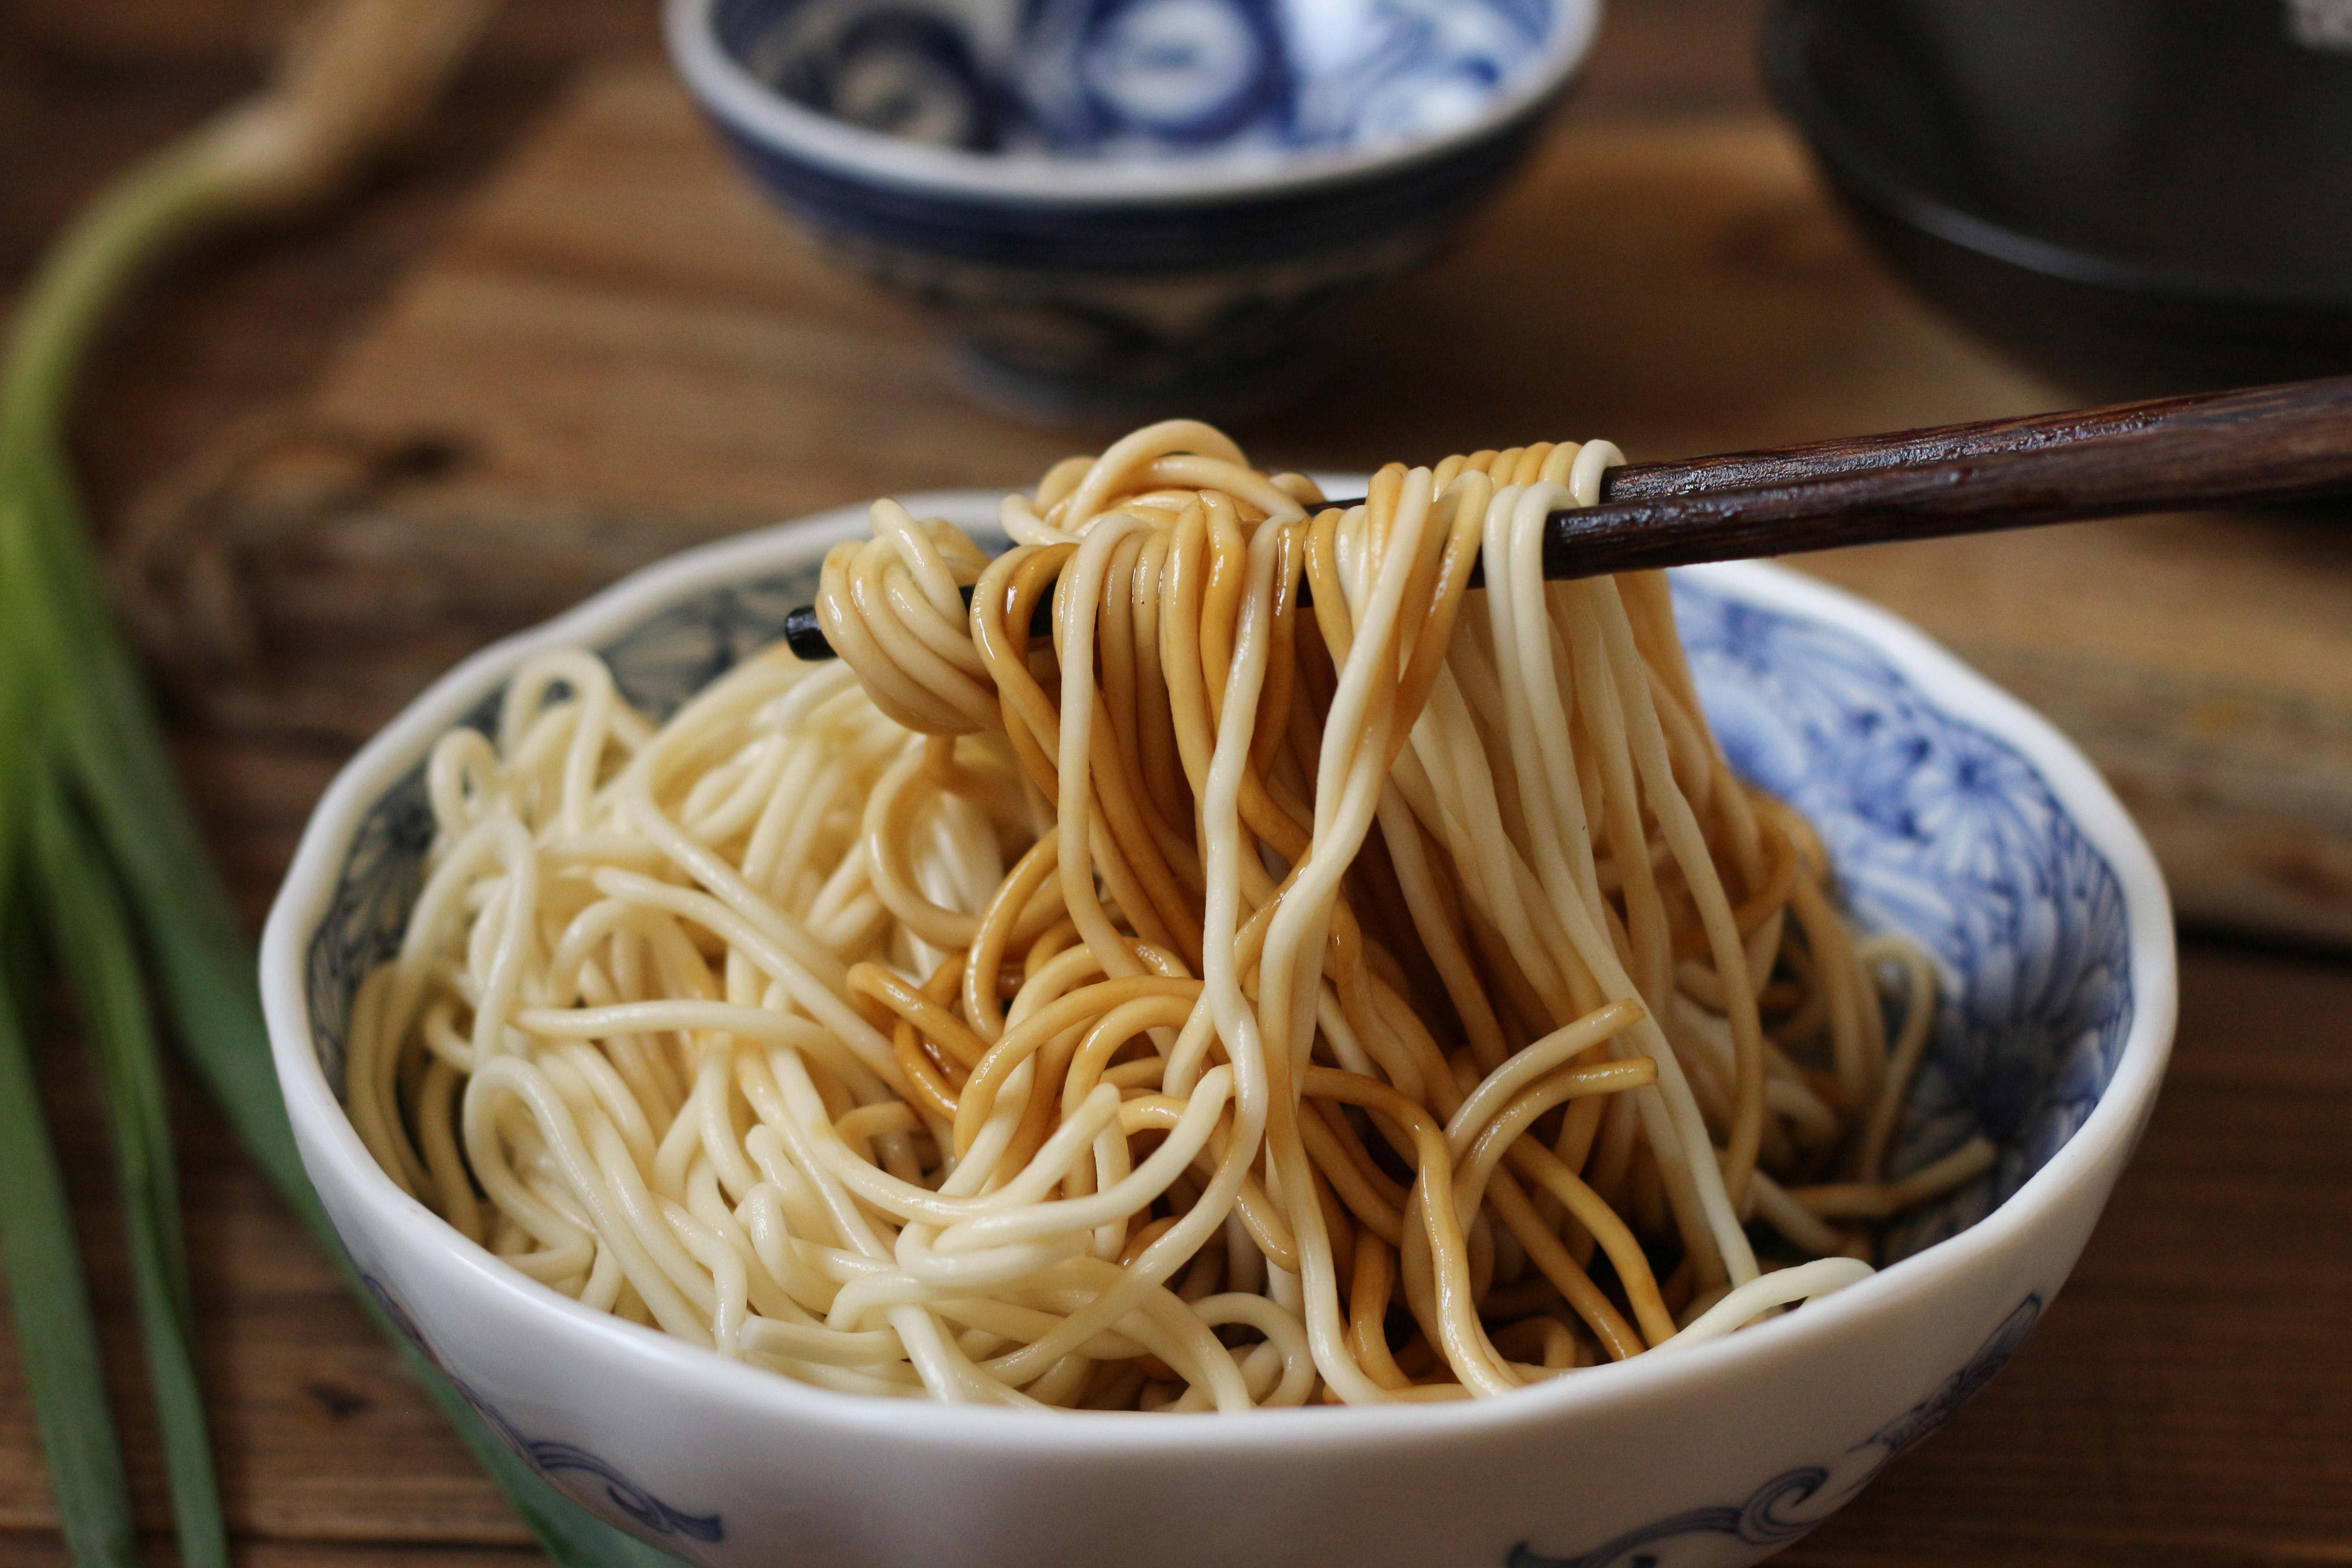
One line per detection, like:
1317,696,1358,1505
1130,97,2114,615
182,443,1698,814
351,422,1972,1410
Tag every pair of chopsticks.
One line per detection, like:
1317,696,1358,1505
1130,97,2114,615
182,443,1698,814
782,375,2352,660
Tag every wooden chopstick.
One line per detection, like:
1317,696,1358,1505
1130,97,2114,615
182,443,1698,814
1535,374,2352,579
779,375,2352,660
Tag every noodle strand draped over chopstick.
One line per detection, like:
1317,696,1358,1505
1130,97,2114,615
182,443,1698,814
348,422,1978,1409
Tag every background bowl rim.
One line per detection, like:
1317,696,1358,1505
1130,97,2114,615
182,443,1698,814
664,0,1602,207
1762,0,2352,314
259,489,2177,1456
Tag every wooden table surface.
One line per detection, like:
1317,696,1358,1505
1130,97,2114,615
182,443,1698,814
3,3,2350,1566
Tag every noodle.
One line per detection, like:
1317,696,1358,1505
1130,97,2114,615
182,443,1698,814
349,421,1978,1410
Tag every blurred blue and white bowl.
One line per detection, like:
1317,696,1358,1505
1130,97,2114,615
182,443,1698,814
666,0,1601,415
263,492,2176,1568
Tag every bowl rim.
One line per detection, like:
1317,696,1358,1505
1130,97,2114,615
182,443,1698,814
259,490,2177,1459
664,0,1602,207
1762,0,2352,314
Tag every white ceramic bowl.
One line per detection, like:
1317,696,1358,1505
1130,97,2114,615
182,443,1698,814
666,0,1602,415
261,493,2175,1568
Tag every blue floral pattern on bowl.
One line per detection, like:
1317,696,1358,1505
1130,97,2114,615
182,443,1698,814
304,561,2130,1323
732,0,1552,157
1673,582,2130,1262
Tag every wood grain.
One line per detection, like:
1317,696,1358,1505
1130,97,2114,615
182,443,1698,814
0,1538,539,1568
119,63,2352,945
2,7,2348,1566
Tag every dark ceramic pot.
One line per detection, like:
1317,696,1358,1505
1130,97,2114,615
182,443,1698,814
1766,0,2352,400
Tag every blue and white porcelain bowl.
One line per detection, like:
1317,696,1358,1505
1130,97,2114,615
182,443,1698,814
261,494,2176,1568
666,0,1601,415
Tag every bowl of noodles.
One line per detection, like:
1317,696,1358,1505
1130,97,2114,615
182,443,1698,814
261,423,2175,1568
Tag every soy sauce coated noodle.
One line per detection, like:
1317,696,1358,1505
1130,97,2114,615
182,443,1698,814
348,422,1989,1409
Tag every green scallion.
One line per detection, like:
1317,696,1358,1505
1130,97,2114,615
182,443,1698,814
0,4,684,1564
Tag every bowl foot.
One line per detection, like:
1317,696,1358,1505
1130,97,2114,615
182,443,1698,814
943,336,1329,427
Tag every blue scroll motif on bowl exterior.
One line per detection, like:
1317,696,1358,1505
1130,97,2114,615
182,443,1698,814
362,1275,725,1544
1507,1293,2047,1568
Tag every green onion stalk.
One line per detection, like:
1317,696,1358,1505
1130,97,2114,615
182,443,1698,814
0,4,679,1563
